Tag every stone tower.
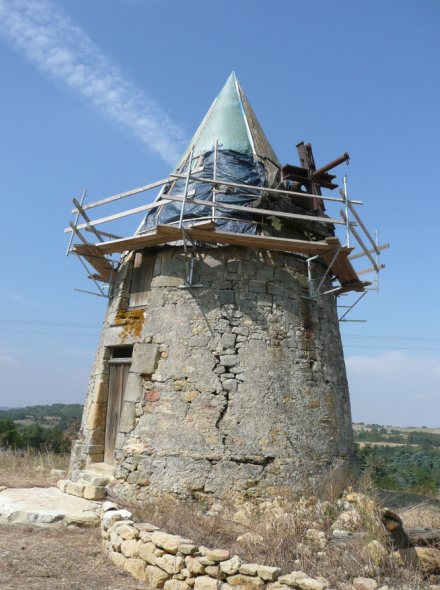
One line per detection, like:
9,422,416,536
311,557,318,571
67,73,361,505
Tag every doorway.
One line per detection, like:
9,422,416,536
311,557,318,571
104,346,132,464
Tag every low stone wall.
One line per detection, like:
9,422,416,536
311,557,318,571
101,502,328,590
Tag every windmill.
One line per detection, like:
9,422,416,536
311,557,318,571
63,73,387,503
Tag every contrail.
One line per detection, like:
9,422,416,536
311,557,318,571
0,0,186,165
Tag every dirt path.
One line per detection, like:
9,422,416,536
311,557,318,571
0,524,146,590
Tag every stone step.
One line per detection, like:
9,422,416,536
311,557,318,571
88,462,115,478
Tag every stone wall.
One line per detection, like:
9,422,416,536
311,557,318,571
101,502,328,590
70,245,357,503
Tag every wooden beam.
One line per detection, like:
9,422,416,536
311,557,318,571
357,263,385,276
65,198,172,233
83,225,345,256
73,198,103,243
71,178,171,213
349,243,389,261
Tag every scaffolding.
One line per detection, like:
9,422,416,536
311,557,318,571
65,145,388,320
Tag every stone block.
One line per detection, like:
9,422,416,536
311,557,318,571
109,550,127,569
109,532,123,551
219,355,239,367
220,333,237,349
220,556,242,575
89,429,105,445
227,575,264,590
124,558,148,581
249,280,267,294
121,539,140,558
178,542,199,555
119,402,136,433
257,566,281,582
194,576,219,590
164,580,191,590
205,549,231,562
86,403,107,430
65,480,85,498
152,276,185,287
151,531,182,553
239,564,259,576
102,509,133,529
231,327,249,336
155,554,185,574
123,373,143,403
138,541,159,564
222,379,238,392
145,564,171,588
131,343,160,375
115,523,139,540
92,374,109,403
83,485,106,501
185,556,205,575
103,326,125,346
218,290,235,304
56,479,68,493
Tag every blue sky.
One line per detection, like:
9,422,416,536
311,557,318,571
0,0,439,426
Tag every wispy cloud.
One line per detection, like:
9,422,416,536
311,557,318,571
0,0,186,165
346,351,440,427
0,354,18,366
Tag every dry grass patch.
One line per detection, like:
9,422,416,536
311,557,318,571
127,491,439,589
0,524,145,590
0,448,68,488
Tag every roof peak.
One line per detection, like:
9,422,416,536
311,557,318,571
174,73,279,171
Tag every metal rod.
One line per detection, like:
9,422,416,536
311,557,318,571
212,138,218,222
170,172,364,205
347,201,380,254
341,210,378,271
315,247,341,295
343,176,350,248
76,254,107,297
338,290,367,321
313,152,350,177
179,147,195,229
66,189,86,255
73,288,107,298
166,193,346,226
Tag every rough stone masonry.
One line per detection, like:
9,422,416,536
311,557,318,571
68,244,357,505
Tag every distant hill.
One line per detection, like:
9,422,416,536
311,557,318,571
0,404,83,430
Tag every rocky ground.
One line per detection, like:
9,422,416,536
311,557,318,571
1,451,440,590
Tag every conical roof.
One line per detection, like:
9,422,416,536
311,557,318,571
140,73,281,234
175,72,280,172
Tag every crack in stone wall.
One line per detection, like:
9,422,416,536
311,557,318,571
70,246,358,504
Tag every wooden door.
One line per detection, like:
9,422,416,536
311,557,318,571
104,360,130,464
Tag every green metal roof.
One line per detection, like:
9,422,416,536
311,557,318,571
175,72,280,172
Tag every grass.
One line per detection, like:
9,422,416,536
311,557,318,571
0,449,439,588
0,448,69,488
0,524,145,590
127,488,439,589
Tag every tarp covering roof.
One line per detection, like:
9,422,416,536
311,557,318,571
139,73,333,239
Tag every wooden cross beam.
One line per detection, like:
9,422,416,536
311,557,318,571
281,142,350,214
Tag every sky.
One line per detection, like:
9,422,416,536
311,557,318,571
0,0,439,426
